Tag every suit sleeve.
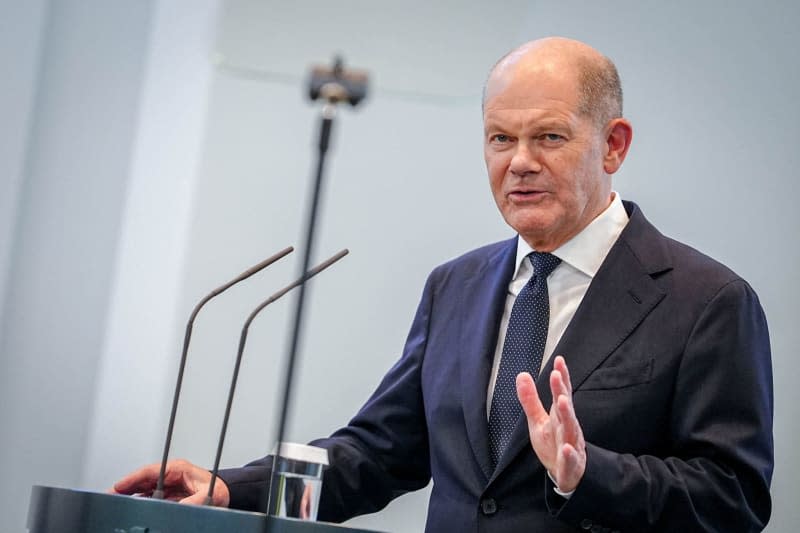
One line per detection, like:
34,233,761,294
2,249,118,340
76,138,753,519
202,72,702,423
219,270,437,520
548,279,774,532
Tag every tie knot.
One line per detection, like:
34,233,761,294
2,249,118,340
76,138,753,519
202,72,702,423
528,252,561,279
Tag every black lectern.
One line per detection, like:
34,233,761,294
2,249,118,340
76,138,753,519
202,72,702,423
28,486,383,533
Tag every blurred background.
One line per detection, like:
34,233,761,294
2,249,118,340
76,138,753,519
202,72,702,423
1,1,797,531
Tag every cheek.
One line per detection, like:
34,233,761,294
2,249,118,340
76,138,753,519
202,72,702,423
549,153,590,198
572,157,603,198
485,157,507,192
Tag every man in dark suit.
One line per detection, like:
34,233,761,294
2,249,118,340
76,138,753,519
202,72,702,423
114,37,773,531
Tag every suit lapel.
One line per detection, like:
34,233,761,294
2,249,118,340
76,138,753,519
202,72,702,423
491,203,672,479
458,238,517,481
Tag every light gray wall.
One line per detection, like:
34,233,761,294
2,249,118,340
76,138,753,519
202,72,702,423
82,0,222,493
1,1,797,532
0,0,48,336
0,0,155,530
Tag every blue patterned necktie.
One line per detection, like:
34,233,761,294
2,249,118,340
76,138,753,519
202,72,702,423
488,251,562,467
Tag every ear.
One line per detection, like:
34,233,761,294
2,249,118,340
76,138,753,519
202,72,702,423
602,118,633,174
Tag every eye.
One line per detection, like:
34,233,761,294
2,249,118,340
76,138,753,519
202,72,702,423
542,133,564,142
490,133,511,144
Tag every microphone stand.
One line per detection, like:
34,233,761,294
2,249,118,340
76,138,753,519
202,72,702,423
205,249,349,505
152,246,294,500
266,57,368,513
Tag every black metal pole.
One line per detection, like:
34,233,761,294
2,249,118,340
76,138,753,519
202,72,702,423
265,103,336,512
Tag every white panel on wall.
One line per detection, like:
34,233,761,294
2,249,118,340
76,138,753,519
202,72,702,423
81,0,223,491
0,0,48,336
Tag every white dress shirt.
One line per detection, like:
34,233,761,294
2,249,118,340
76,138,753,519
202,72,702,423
486,192,630,414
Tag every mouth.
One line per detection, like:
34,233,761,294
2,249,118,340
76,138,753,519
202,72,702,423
507,189,548,203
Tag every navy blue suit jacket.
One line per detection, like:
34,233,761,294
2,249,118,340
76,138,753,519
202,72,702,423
221,202,773,532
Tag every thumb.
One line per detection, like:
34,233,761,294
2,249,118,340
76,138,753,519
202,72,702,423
180,490,209,506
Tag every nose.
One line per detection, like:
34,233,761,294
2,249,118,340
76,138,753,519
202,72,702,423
509,142,542,177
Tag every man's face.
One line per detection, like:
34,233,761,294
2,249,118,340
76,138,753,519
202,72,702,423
483,63,612,251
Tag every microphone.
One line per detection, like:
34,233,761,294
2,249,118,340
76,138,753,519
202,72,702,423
308,57,368,107
205,248,350,505
152,246,294,500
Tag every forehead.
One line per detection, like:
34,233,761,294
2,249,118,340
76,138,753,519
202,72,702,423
483,66,583,129
484,60,581,113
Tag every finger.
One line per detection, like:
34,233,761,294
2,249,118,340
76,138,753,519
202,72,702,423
180,491,208,506
162,486,192,500
553,397,564,447
162,459,196,488
549,370,570,421
556,443,582,492
553,355,573,396
557,444,578,486
562,443,580,469
300,485,313,520
556,393,582,447
112,463,162,494
516,372,548,423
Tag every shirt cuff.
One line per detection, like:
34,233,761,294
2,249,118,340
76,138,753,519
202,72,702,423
548,470,575,499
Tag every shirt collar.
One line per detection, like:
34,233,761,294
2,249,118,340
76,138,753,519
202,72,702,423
512,191,629,280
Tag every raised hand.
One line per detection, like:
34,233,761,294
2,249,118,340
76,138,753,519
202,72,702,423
516,355,586,493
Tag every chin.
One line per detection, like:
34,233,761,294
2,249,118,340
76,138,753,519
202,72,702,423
507,214,552,236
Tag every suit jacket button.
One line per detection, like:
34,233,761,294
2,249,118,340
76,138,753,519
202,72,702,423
580,518,593,529
480,498,497,515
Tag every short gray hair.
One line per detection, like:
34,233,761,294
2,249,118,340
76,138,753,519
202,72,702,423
482,47,624,127
575,54,623,126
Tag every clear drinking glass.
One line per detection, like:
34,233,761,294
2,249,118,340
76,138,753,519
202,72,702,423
267,442,329,521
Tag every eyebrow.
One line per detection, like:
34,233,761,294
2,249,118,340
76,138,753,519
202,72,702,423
534,120,570,130
483,118,570,134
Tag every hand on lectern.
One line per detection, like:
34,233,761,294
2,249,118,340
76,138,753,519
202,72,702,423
111,459,230,507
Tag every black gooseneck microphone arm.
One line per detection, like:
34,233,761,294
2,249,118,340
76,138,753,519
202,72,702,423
205,249,349,505
152,246,294,500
